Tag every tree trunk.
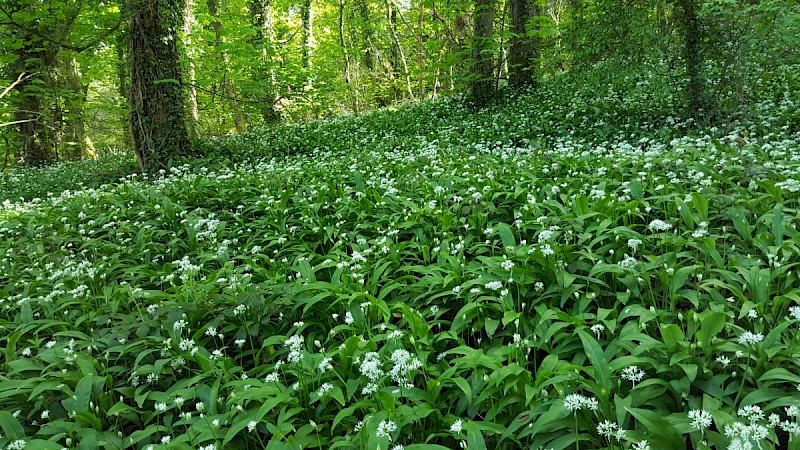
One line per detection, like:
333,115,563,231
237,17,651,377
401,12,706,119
8,26,59,166
129,0,193,172
115,32,135,150
251,0,281,122
418,1,425,98
509,0,538,89
339,0,359,111
386,1,415,100
208,0,246,131
357,0,376,71
677,0,715,120
61,55,95,160
301,0,314,89
471,0,496,107
183,0,200,139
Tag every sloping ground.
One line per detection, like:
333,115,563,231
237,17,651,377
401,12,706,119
1,64,800,449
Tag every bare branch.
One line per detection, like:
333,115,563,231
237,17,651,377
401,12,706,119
0,73,28,100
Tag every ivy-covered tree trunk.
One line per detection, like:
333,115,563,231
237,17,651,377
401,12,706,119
509,0,538,89
129,0,193,172
7,22,60,166
250,0,281,123
471,0,496,107
677,0,715,120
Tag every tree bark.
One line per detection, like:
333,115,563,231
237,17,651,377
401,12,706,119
509,0,538,89
251,0,281,122
677,0,716,121
6,2,60,166
357,0,376,71
471,0,496,107
183,0,200,139
129,0,193,172
386,1,415,100
339,0,359,111
61,55,95,160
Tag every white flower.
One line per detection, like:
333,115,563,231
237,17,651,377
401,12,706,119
484,280,503,291
737,331,764,346
564,394,586,412
450,418,464,433
621,366,646,385
247,420,258,432
716,355,731,366
317,383,334,396
376,420,398,439
688,409,712,431
789,306,800,320
649,219,672,232
345,311,355,325
632,440,650,450
627,238,642,252
360,352,384,381
7,440,26,450
618,254,638,269
318,357,333,373
596,420,619,439
590,324,605,338
738,405,764,424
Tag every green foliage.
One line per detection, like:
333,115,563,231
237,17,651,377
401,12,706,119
1,62,800,448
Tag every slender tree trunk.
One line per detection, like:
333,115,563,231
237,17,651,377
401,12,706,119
129,0,193,172
509,0,538,89
115,32,135,149
356,0,377,104
418,1,425,98
208,0,246,131
471,0,496,107
61,55,95,160
301,0,314,89
677,0,714,120
182,0,199,139
339,0,359,111
251,0,281,122
386,2,415,100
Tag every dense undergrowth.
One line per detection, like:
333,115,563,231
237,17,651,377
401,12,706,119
2,63,800,449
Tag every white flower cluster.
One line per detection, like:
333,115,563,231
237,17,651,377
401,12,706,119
285,335,304,364
563,393,599,412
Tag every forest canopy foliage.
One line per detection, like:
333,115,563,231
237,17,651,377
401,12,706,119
0,0,797,168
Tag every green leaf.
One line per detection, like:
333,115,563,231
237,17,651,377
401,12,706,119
497,222,516,248
0,411,25,439
772,203,785,247
464,421,488,450
626,407,686,450
577,329,611,398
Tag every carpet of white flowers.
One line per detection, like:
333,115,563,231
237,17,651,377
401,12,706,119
2,63,800,450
